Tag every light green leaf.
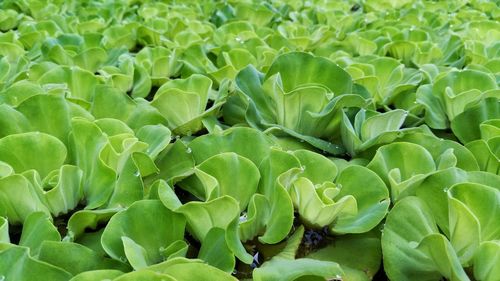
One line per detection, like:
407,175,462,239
66,209,119,241
19,212,60,256
396,132,479,172
113,270,176,281
290,177,357,228
198,227,235,272
177,196,252,264
16,94,77,146
382,197,441,281
361,109,407,141
332,165,390,234
451,97,499,144
448,183,500,242
146,257,238,281
292,149,337,184
480,119,500,141
136,124,171,158
195,152,260,210
151,180,182,211
69,270,124,281
415,234,470,281
101,200,186,265
306,231,382,281
0,245,72,281
473,241,500,281
239,194,271,243
0,132,66,178
151,74,212,133
0,174,50,224
0,104,31,138
257,149,296,243
466,137,500,175
448,194,481,266
189,127,273,167
149,140,195,186
367,142,436,200
265,52,352,94
122,236,151,270
0,217,8,243
71,118,116,209
160,240,188,261
41,165,83,216
253,226,343,281
38,241,131,275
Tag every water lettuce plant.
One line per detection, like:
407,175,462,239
0,0,499,280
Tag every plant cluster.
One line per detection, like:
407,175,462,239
0,0,499,280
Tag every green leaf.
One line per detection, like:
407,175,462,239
417,84,448,129
101,200,186,265
290,177,357,228
360,109,407,141
447,192,481,266
146,257,238,281
415,234,470,281
69,270,124,281
188,127,273,167
382,197,441,281
448,183,500,242
0,80,44,106
0,132,67,178
38,241,131,275
396,132,479,172
0,104,31,138
113,270,176,281
332,165,390,234
0,217,8,243
195,152,260,211
160,240,189,261
412,168,498,237
71,118,116,209
480,119,500,141
257,149,296,244
292,149,338,184
265,52,352,94
151,180,182,211
473,241,500,281
66,208,119,241
41,165,83,216
136,124,171,158
151,74,212,133
239,194,271,242
466,138,500,175
0,174,50,224
106,153,149,208
149,140,195,186
19,212,60,256
253,226,343,281
306,231,382,281
38,65,99,102
0,245,72,281
177,196,252,264
367,142,436,200
198,227,235,272
16,94,76,146
451,97,499,144
121,236,151,270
